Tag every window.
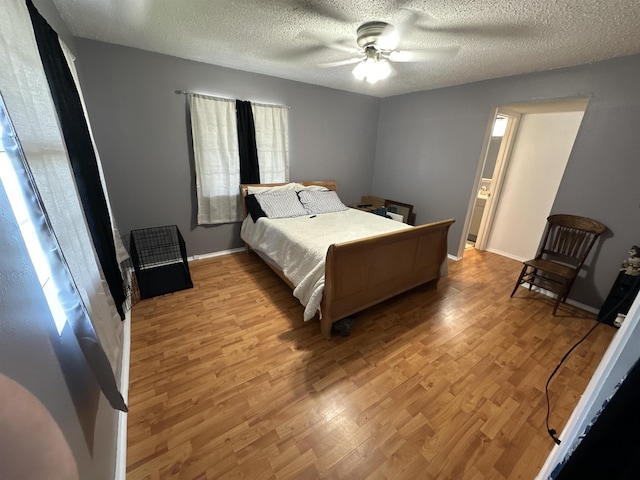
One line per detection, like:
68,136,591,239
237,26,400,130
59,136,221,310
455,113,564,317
0,111,66,335
189,94,289,224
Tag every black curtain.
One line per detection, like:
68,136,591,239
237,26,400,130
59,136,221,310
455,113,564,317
553,358,640,479
236,100,260,184
26,0,125,320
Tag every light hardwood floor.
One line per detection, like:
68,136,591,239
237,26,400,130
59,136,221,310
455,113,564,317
127,248,616,479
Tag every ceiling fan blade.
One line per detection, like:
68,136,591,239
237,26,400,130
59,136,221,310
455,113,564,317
413,22,531,38
298,31,360,55
378,24,399,51
290,0,352,23
318,57,363,68
378,9,419,51
388,47,459,63
395,9,420,37
276,44,334,61
398,8,531,38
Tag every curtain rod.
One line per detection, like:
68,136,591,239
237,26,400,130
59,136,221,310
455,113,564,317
174,90,290,109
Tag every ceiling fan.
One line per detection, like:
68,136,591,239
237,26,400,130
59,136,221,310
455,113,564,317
289,3,528,84
310,12,459,84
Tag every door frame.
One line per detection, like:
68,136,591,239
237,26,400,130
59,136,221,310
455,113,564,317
475,109,521,250
458,108,520,258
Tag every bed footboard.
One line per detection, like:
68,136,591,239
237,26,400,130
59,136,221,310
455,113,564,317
320,218,455,338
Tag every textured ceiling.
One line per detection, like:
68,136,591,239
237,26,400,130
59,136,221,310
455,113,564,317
51,0,640,98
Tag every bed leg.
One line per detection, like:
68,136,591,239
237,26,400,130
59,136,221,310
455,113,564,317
320,317,332,339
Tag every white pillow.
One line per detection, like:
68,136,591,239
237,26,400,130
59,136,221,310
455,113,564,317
255,190,307,218
298,190,348,215
247,183,303,194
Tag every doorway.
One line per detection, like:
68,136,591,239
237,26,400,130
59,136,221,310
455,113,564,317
463,98,590,260
466,111,519,250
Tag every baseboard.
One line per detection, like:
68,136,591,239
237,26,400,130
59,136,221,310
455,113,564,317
484,247,528,263
115,278,132,480
448,253,462,261
188,247,244,262
518,283,599,315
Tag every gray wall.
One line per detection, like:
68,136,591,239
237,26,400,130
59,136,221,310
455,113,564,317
374,55,640,309
0,2,119,479
74,39,381,256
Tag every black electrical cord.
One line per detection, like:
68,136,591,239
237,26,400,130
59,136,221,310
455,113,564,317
545,319,601,445
544,278,640,445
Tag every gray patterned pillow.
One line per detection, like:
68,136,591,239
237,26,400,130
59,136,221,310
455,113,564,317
255,190,307,218
298,190,348,215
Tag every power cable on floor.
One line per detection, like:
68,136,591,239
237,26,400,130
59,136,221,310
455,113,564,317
544,286,640,445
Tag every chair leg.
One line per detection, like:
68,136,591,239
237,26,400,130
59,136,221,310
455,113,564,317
563,277,578,303
552,283,569,315
552,295,561,315
528,268,537,290
511,265,528,297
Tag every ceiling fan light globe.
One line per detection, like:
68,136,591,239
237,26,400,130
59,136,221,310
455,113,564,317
353,57,391,83
353,57,375,80
352,60,368,80
376,60,392,79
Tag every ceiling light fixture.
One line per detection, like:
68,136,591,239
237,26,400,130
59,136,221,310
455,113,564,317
352,47,392,84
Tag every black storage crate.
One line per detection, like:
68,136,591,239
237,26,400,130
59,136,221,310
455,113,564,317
129,225,193,299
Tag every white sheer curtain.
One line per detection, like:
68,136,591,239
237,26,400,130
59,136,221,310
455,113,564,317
190,94,241,224
190,95,290,224
252,103,289,183
0,1,123,377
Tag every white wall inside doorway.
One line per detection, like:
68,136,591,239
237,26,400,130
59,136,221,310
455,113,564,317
485,110,586,261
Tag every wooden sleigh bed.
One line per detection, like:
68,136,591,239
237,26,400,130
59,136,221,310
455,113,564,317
240,181,454,339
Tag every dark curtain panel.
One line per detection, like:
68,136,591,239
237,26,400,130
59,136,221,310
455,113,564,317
553,358,640,479
26,0,125,320
236,100,260,184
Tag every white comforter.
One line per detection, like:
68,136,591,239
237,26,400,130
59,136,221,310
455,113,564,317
240,208,411,321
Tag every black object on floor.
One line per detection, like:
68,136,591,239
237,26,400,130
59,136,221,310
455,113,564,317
597,271,640,326
331,317,356,337
129,225,193,299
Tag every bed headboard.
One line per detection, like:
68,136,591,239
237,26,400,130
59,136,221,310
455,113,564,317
239,181,338,218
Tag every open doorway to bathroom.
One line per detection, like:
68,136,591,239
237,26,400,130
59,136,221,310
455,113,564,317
466,112,518,249
463,97,590,260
